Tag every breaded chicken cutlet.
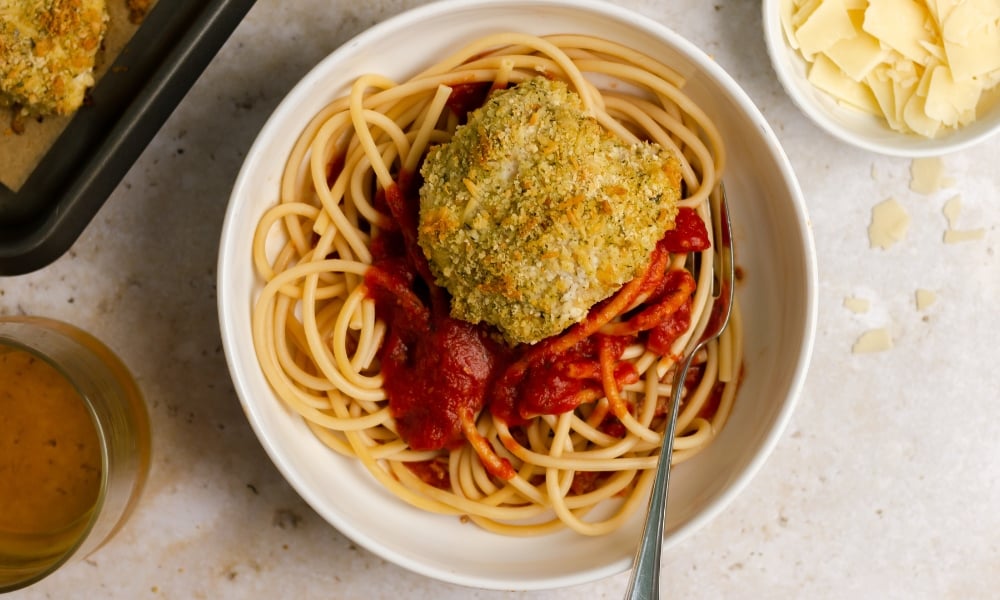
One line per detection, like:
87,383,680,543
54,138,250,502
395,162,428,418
418,77,682,345
0,0,109,116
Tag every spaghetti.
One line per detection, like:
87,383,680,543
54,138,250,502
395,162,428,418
251,32,744,536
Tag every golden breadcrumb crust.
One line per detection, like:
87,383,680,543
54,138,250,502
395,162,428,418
0,0,109,116
124,0,150,24
418,77,682,345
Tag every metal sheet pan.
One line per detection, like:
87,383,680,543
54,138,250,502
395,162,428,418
0,0,257,275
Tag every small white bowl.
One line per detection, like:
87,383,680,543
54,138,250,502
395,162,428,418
762,0,1000,157
219,0,818,590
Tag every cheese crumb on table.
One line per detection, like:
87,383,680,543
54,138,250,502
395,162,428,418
909,157,955,194
868,197,910,249
843,296,871,313
915,288,936,310
943,228,986,243
940,193,986,243
942,194,962,228
852,328,893,353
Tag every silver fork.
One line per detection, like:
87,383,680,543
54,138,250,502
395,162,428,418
624,184,735,600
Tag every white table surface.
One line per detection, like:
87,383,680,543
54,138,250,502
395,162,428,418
4,0,999,598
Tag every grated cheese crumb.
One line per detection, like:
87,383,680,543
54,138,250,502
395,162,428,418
909,157,955,194
943,228,986,244
939,193,986,243
915,288,936,310
843,296,871,313
942,194,962,228
852,328,893,353
868,197,910,249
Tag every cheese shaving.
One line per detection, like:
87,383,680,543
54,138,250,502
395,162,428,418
780,0,1000,137
915,288,936,310
943,228,986,243
909,156,955,194
843,296,871,313
868,197,910,249
852,328,893,353
942,194,962,227
940,193,986,243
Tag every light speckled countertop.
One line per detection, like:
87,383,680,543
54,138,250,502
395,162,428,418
3,0,999,598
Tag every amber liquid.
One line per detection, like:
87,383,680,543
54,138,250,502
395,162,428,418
0,347,102,568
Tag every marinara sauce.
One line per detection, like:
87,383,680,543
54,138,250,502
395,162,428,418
362,83,711,455
364,164,709,455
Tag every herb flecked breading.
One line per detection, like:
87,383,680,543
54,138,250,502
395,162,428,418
418,77,682,345
0,0,109,116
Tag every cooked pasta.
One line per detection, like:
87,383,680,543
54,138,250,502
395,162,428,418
251,32,743,536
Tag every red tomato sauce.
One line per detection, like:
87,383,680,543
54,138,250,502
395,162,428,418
367,181,502,452
661,206,710,253
444,82,494,122
364,175,709,458
489,334,637,425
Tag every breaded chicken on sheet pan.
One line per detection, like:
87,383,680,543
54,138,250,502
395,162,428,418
0,0,109,116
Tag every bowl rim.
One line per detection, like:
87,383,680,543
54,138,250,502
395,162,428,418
760,0,1000,157
218,0,820,589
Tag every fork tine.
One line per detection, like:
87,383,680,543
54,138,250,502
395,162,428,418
713,183,735,331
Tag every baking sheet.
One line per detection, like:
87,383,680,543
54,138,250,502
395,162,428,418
0,1,149,192
0,0,257,275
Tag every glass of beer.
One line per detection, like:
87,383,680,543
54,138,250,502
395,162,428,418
0,316,151,591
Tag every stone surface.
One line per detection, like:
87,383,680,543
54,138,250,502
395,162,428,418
2,0,998,598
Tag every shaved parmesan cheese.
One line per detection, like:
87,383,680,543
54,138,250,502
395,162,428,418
844,296,871,313
809,54,881,114
797,0,858,59
981,67,1000,89
903,93,941,137
942,193,962,227
793,0,825,27
915,59,939,98
941,0,1000,81
867,73,905,129
892,74,921,130
909,156,955,194
869,197,910,249
943,228,986,243
852,328,893,353
940,193,986,242
781,0,801,49
929,0,961,24
915,288,937,310
918,39,947,63
826,12,890,81
885,53,920,89
779,0,1000,137
863,0,935,63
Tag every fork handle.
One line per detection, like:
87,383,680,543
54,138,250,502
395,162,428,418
623,347,700,600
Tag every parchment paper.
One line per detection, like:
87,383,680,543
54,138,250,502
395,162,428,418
0,1,151,192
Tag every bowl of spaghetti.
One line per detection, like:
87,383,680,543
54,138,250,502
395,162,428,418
218,0,817,590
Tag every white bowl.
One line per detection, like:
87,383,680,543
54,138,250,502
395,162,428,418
762,0,1000,157
218,0,818,590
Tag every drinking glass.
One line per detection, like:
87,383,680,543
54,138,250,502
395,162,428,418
0,316,151,592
